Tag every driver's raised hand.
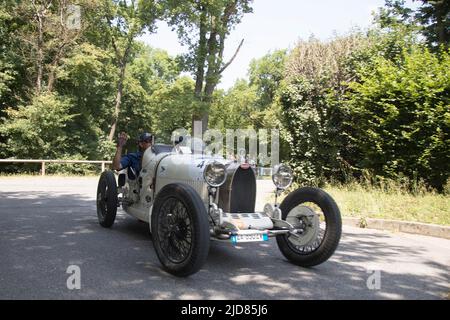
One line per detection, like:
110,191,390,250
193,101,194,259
117,132,128,148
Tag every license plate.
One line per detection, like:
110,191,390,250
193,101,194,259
231,233,269,244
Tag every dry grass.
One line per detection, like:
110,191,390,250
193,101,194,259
324,183,450,226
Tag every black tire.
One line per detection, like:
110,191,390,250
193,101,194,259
276,187,342,267
151,183,210,277
96,170,118,228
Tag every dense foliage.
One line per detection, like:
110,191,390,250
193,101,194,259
0,0,448,191
278,3,449,191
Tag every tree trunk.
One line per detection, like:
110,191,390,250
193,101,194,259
201,74,218,133
47,49,66,92
191,0,241,134
435,2,448,48
36,12,44,94
47,60,58,92
192,6,208,133
108,62,126,141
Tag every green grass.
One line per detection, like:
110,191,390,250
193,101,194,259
324,183,450,226
267,181,450,226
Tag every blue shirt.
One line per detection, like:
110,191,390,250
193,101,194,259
120,151,143,178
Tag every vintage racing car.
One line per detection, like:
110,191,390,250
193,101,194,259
96,138,342,277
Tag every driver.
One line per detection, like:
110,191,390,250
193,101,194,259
112,131,153,177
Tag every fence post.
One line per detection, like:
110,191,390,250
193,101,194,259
101,161,105,172
41,161,45,176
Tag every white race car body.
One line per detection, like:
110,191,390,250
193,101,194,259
97,140,342,276
119,145,275,236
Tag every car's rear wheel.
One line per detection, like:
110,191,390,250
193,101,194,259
96,170,118,228
151,183,210,277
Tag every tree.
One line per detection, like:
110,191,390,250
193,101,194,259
167,0,253,132
12,0,94,95
0,4,22,113
148,76,197,142
377,0,416,28
377,0,449,50
248,49,287,110
113,44,184,149
100,0,163,141
209,79,257,130
0,93,76,159
127,45,180,89
1,0,196,169
416,0,449,49
55,42,118,159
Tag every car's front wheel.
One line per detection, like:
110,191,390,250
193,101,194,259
151,183,210,277
276,187,342,267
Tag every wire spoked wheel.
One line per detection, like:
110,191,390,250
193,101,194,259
276,187,342,267
158,197,193,264
151,183,210,277
284,203,326,255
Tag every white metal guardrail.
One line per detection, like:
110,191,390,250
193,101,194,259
0,159,112,176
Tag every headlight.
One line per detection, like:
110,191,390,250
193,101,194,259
203,161,227,187
272,164,293,189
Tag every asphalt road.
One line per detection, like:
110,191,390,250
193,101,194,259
0,177,449,300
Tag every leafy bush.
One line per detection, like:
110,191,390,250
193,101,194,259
0,93,76,159
280,29,449,191
279,35,365,185
345,47,450,190
45,154,100,175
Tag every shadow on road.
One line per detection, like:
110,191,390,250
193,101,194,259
0,190,448,299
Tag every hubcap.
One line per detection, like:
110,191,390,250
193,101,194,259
285,205,324,253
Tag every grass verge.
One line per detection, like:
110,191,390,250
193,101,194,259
324,183,450,226
265,181,449,226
